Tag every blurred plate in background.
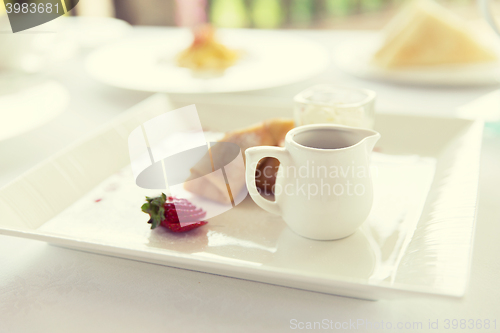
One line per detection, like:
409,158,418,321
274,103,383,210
85,29,330,93
60,16,132,49
334,36,500,86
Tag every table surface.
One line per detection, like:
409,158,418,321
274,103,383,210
1,28,499,333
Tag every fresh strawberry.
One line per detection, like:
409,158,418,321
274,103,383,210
141,193,208,232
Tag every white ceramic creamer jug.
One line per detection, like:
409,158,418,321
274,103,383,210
245,124,380,240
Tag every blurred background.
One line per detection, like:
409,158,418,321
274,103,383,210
75,0,486,29
1,0,500,187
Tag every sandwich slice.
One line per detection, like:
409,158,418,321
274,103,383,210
373,0,498,68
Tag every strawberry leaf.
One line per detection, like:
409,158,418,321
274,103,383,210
141,193,167,229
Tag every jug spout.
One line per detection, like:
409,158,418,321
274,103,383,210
362,131,380,154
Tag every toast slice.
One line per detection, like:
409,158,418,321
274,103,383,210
373,0,497,68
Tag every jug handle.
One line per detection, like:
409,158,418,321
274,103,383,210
245,146,290,216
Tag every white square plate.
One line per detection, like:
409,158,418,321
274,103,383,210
0,94,483,300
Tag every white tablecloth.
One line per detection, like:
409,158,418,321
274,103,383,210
1,28,499,333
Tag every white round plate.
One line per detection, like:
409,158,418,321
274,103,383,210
333,36,500,86
85,29,330,93
61,17,132,49
0,79,69,141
